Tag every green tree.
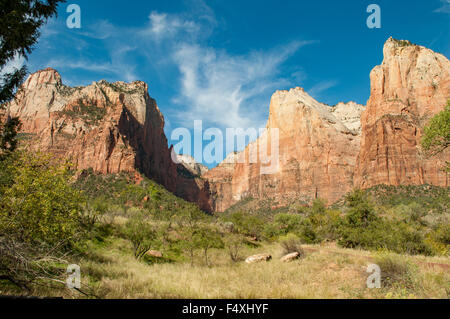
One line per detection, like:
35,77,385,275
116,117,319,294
422,101,450,171
0,0,65,155
123,214,159,260
194,227,223,266
0,152,84,246
176,205,209,265
223,211,265,240
0,151,85,290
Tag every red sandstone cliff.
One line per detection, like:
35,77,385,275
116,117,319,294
205,38,449,212
8,37,449,213
7,68,212,211
205,88,364,211
354,38,449,188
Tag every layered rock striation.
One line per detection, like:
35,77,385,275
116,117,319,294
8,37,449,213
7,68,212,211
354,38,449,188
205,88,365,211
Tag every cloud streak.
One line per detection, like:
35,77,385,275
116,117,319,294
434,0,450,13
308,80,338,100
30,0,313,131
172,41,310,129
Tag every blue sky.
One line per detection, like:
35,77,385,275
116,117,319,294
18,0,450,167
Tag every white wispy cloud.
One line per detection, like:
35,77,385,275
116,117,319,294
172,41,309,129
142,11,200,40
30,0,313,131
435,0,450,13
45,45,138,83
308,80,338,99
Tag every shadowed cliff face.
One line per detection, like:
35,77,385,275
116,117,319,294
205,38,449,212
7,68,212,212
7,38,449,213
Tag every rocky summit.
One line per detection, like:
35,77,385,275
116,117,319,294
7,38,450,212
354,37,450,189
7,68,212,211
205,88,365,211
206,38,449,211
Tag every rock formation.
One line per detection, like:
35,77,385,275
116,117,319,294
354,38,449,188
205,88,365,211
8,37,449,213
175,154,209,177
7,68,212,211
245,254,272,264
205,38,449,212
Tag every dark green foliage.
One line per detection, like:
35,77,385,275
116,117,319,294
421,101,450,171
220,211,265,240
56,100,107,126
0,116,21,157
337,189,435,255
279,234,304,256
74,169,194,214
366,184,449,214
227,185,448,256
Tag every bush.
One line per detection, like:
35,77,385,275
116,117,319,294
224,234,245,262
0,151,87,291
279,234,305,257
0,152,85,246
122,214,159,260
222,211,265,240
272,213,303,235
374,252,419,290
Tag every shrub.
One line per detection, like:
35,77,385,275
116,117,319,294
374,252,419,290
222,211,265,240
0,151,87,291
122,214,159,260
0,151,85,246
272,213,303,235
193,226,224,266
224,234,245,262
279,234,305,257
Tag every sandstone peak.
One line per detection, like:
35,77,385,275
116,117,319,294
330,102,365,134
355,37,449,188
23,67,62,90
9,69,213,212
206,38,448,212
268,87,357,135
175,154,209,177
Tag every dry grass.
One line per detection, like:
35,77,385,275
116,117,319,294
3,237,447,299
73,240,449,299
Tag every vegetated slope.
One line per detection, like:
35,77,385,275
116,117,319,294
206,37,450,212
7,68,213,211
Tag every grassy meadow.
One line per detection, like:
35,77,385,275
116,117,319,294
0,152,449,299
